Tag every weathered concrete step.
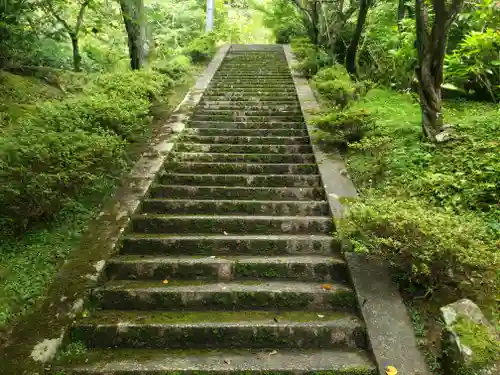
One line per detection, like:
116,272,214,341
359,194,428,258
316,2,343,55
105,255,347,282
72,312,365,349
131,215,334,235
199,104,301,111
170,152,315,163
194,109,302,117
158,173,322,187
201,96,298,102
185,128,308,137
205,89,297,95
174,143,312,154
120,234,339,256
52,348,377,375
188,120,306,129
211,78,294,82
180,135,309,145
92,280,356,311
210,84,295,88
190,115,303,122
148,185,325,201
140,199,329,216
200,100,299,107
163,162,318,175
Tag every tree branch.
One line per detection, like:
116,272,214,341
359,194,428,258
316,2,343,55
44,0,72,33
75,0,91,36
445,0,464,30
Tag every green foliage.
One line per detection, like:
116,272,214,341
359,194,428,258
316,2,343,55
257,0,305,43
291,37,332,79
312,64,365,108
185,33,218,63
152,55,192,81
445,28,500,101
340,195,499,299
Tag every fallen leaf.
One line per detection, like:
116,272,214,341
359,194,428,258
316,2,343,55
209,255,216,259
317,314,325,318
223,231,229,235
320,283,333,290
163,279,169,284
224,359,231,364
386,366,398,375
273,317,279,323
269,350,278,356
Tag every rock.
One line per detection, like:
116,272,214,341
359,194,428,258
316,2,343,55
440,299,499,375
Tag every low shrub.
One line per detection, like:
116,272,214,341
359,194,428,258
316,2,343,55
152,55,192,81
312,65,365,108
291,38,332,79
185,33,217,63
0,123,126,235
340,195,499,300
312,109,375,151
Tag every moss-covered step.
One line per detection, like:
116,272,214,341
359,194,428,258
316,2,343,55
71,313,366,349
190,115,303,123
178,135,310,146
193,110,303,118
148,185,325,201
170,152,315,164
174,143,313,154
119,234,339,256
210,81,295,86
199,104,301,111
162,162,318,175
105,255,348,282
51,348,377,375
130,214,333,235
200,95,299,102
187,120,307,130
157,173,322,187
91,280,357,311
139,199,329,216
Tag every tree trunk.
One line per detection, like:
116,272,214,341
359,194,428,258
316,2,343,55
346,0,370,76
119,0,145,70
397,0,406,29
70,34,81,72
414,0,464,140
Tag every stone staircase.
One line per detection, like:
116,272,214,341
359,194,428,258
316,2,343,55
52,45,377,374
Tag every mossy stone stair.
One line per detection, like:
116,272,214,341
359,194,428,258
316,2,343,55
52,45,377,375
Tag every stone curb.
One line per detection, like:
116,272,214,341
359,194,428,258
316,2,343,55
283,44,430,375
0,45,230,375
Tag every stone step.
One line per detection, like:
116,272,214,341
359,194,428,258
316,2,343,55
205,89,297,95
71,311,365,349
163,162,318,175
174,143,313,154
92,280,357,311
148,185,325,201
52,348,377,375
210,84,295,89
179,135,309,145
199,100,299,106
199,104,301,111
105,255,347,283
188,121,306,129
140,199,329,216
157,173,322,187
130,215,334,235
170,152,315,163
119,234,339,256
194,109,302,117
201,95,298,101
190,115,303,122
185,128,308,137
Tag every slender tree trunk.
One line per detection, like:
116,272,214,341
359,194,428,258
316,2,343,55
415,0,464,140
346,0,370,76
397,0,406,29
119,0,145,70
70,34,81,72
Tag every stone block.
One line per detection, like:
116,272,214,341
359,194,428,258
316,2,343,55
440,298,499,375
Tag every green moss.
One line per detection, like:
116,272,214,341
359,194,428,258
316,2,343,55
453,314,500,369
326,291,358,311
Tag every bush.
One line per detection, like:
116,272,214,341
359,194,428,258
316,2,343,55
312,65,363,108
312,109,375,151
445,28,500,101
152,55,192,81
0,123,126,235
291,38,332,79
185,33,217,63
340,196,499,300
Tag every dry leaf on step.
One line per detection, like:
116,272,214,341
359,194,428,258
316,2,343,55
269,350,278,356
320,283,333,290
163,279,169,284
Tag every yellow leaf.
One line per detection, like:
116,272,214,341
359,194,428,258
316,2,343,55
163,279,169,284
386,365,397,375
320,283,333,290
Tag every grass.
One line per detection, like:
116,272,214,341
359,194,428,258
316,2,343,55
311,85,499,372
0,65,202,332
